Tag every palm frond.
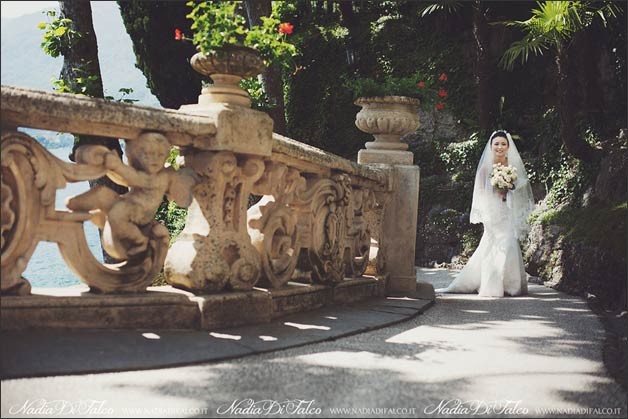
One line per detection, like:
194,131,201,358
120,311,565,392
498,0,622,71
499,35,551,71
418,1,462,18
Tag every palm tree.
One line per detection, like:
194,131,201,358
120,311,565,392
498,1,621,163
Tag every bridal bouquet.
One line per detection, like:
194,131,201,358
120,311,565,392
490,163,517,201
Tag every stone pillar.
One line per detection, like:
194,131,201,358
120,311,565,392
355,96,434,299
165,49,274,293
358,156,433,299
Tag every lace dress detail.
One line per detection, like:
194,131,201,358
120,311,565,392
438,188,528,297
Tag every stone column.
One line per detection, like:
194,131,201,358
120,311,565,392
355,96,435,299
165,48,274,294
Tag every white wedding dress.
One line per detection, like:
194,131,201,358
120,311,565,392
438,191,528,297
436,130,535,297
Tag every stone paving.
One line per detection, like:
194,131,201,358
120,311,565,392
1,268,625,418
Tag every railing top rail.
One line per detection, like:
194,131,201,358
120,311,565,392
1,84,389,187
272,133,389,187
1,85,217,148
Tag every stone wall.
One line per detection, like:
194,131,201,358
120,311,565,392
524,130,627,310
524,221,626,310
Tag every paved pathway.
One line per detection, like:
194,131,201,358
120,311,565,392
1,268,625,418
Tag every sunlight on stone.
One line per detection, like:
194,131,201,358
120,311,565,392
386,296,419,301
209,332,242,340
141,333,160,340
553,307,591,312
284,322,330,331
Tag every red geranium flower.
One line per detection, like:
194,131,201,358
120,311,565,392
174,28,184,40
278,22,294,35
436,101,445,111
439,72,448,81
438,89,448,98
418,81,426,88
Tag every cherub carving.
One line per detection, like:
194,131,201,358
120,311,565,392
66,132,197,260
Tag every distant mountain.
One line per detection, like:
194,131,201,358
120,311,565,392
1,2,160,107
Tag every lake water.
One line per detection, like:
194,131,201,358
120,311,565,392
22,147,103,288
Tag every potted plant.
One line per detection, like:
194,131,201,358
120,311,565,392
176,1,297,107
345,72,449,152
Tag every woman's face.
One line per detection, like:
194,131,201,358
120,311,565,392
491,136,509,160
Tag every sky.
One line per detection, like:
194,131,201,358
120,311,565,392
1,1,57,19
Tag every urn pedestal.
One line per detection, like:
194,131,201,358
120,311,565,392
354,96,420,165
181,45,266,110
354,95,433,299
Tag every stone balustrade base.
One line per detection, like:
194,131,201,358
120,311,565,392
357,149,414,165
0,277,386,331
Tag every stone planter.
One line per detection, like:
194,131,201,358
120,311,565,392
354,96,420,152
189,45,266,107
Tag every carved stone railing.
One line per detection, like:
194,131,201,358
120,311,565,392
1,85,417,300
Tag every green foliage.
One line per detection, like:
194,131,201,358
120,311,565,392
418,1,463,18
498,1,622,70
439,132,484,179
50,71,100,95
280,9,366,158
185,1,298,68
38,10,80,58
536,203,627,261
542,150,598,209
118,1,203,108
155,200,187,242
52,75,139,104
240,77,274,110
105,87,139,104
522,108,601,209
342,71,445,111
278,0,474,157
461,227,482,256
154,147,188,243
373,1,476,127
429,208,463,238
39,13,106,99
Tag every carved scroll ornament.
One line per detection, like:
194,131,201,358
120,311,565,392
165,151,266,293
248,161,307,288
248,164,382,288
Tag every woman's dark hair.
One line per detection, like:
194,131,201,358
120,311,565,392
490,130,510,144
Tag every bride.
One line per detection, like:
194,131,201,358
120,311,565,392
436,130,535,297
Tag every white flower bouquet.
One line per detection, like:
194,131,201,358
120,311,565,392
490,163,517,201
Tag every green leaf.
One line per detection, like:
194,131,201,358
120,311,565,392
53,26,67,37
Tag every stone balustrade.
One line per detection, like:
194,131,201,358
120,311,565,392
1,85,412,305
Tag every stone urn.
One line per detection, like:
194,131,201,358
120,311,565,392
189,45,266,107
354,96,421,151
